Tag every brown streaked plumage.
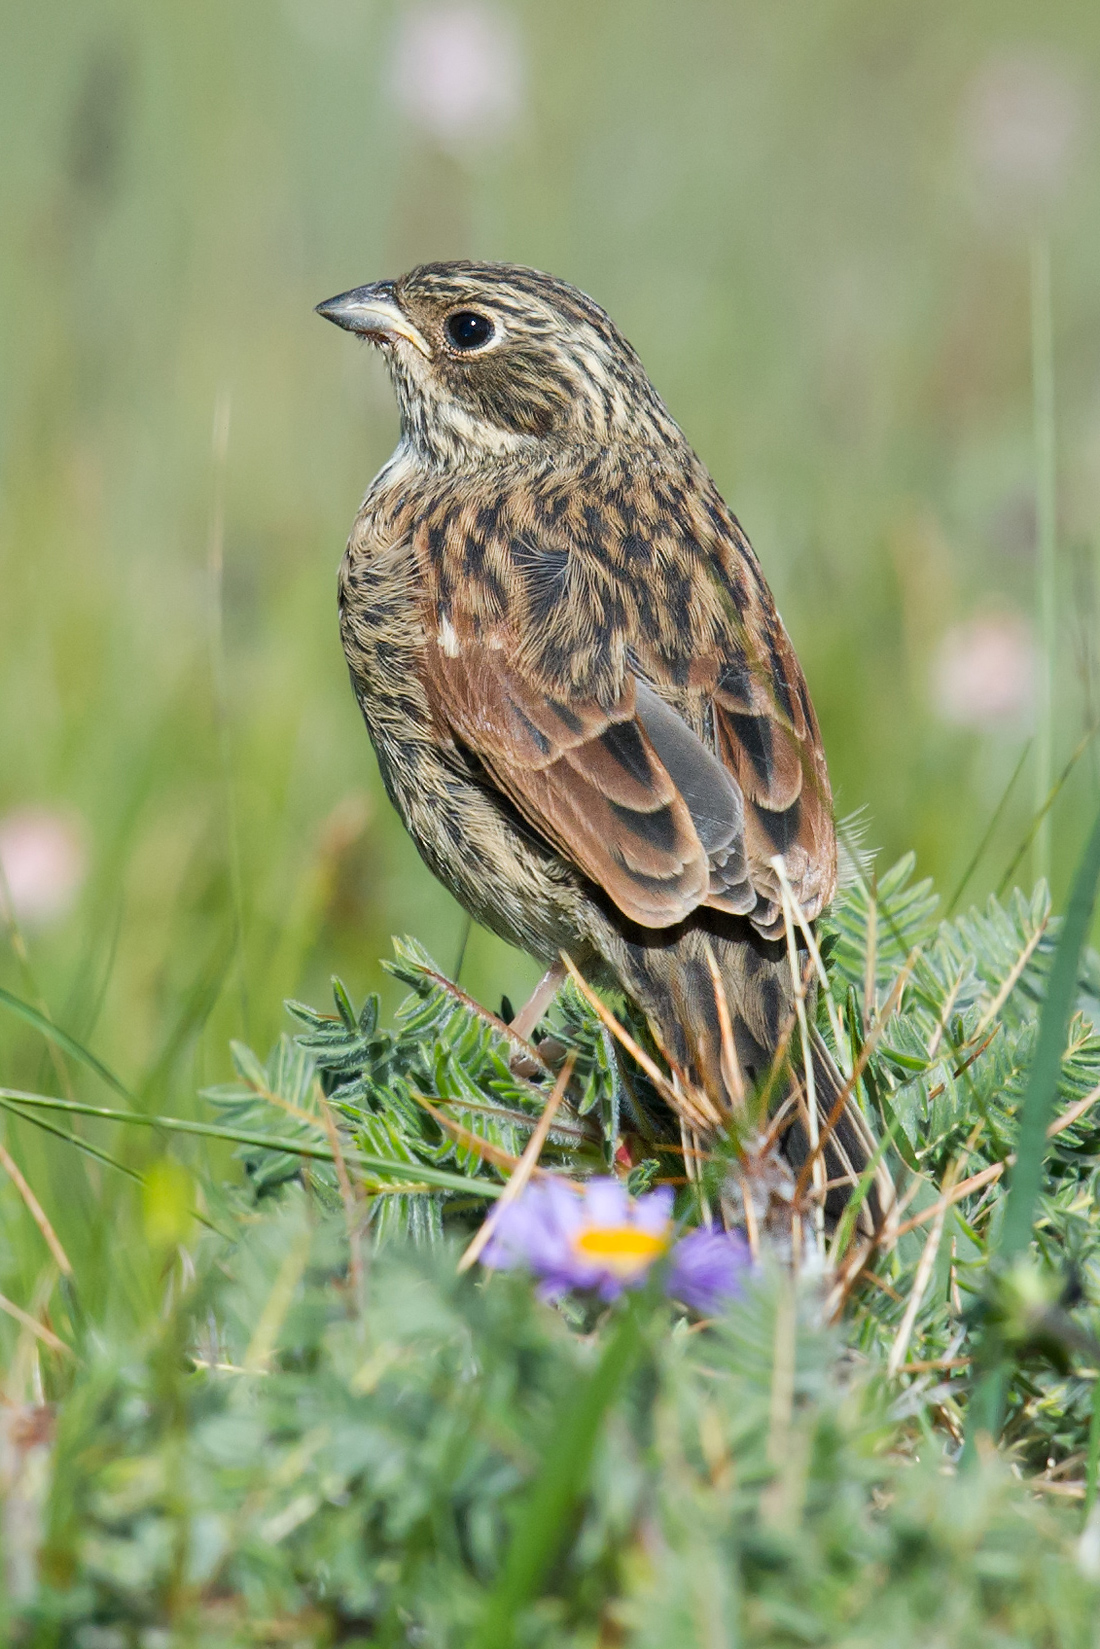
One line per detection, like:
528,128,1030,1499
317,260,891,1230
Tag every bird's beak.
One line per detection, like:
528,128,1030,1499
314,282,431,357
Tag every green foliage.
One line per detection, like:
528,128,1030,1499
190,853,1100,1486
6,1200,1100,1647
205,938,608,1247
5,852,1100,1642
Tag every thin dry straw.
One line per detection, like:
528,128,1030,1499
0,1136,72,1276
701,937,746,1108
411,1088,554,1178
0,1289,71,1357
411,960,553,1074
783,922,823,1238
886,1154,962,1377
792,956,915,1208
559,951,722,1130
829,1071,1100,1320
458,1054,574,1273
768,855,848,1071
888,1077,1100,1244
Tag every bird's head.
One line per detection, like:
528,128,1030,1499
316,260,681,468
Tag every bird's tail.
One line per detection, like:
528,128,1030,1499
608,919,895,1239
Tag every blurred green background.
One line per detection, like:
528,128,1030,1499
2,0,1099,1168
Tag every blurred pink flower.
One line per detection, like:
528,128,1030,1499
932,613,1036,729
388,3,524,149
961,49,1083,216
0,808,87,930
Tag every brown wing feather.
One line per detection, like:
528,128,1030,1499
412,464,836,938
424,638,712,926
707,616,836,934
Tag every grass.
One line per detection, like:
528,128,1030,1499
3,835,1100,1639
4,1,1100,1128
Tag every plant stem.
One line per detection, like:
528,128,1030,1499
1031,237,1056,889
475,1298,645,1647
962,803,1100,1464
1087,1373,1100,1517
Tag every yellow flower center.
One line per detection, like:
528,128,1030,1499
572,1223,670,1278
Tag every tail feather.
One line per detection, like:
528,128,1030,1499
604,916,895,1239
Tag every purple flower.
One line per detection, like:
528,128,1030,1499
481,1177,751,1312
666,1226,751,1315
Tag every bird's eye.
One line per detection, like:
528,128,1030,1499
445,310,495,351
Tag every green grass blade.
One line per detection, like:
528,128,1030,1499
999,805,1100,1262
829,1114,901,1261
475,1297,644,1648
1086,1374,1100,1518
947,739,1030,915
997,725,1098,898
964,804,1100,1462
0,986,132,1098
0,1095,144,1184
0,1089,502,1198
1031,235,1056,888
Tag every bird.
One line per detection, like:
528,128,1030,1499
316,261,892,1234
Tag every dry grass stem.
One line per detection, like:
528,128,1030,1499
887,1156,962,1376
1046,1079,1100,1138
740,1170,761,1260
457,1053,575,1274
756,1008,800,1135
768,855,848,1069
0,1138,72,1277
411,1090,528,1177
679,1114,697,1185
559,952,721,1129
702,937,746,1108
884,1082,1100,1248
890,1163,1005,1241
793,953,917,1207
0,1289,71,1357
775,877,825,1243
418,963,552,1072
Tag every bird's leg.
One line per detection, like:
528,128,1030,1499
509,959,566,1043
507,961,566,1078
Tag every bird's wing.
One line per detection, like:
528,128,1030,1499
423,639,718,927
413,468,834,935
675,591,837,938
